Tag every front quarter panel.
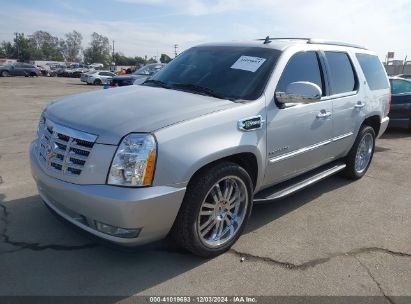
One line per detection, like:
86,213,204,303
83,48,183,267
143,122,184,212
153,97,267,191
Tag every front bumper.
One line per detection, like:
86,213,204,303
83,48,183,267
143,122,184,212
377,116,390,138
30,142,186,246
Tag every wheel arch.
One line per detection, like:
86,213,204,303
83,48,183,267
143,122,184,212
362,115,381,136
187,152,259,192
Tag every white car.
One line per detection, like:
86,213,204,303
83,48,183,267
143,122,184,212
80,70,96,82
85,71,116,85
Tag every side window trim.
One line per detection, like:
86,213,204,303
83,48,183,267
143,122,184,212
320,50,359,98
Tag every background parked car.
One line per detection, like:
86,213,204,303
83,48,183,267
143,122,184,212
89,63,104,69
86,70,116,85
389,77,411,130
36,65,48,76
0,63,40,77
111,63,165,86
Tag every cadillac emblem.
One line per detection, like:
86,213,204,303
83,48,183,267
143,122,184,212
45,142,56,160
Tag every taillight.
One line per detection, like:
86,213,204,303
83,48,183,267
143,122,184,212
385,92,391,117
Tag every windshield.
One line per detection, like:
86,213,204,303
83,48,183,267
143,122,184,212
144,46,281,101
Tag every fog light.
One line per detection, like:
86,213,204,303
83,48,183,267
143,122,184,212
94,221,141,238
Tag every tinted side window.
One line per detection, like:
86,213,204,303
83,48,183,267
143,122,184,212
390,79,411,94
356,53,389,90
276,52,323,94
325,52,356,94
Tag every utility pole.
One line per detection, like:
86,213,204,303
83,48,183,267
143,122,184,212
112,40,115,71
174,44,178,58
15,33,19,60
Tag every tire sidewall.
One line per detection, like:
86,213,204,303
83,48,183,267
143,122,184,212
180,162,253,257
348,126,376,178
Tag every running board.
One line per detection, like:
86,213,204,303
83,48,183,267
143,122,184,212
254,162,346,203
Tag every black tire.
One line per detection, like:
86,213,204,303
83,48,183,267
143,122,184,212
344,125,375,180
171,162,253,257
30,72,36,77
1,70,9,77
94,79,102,85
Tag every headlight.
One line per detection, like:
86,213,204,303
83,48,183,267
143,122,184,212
107,134,157,187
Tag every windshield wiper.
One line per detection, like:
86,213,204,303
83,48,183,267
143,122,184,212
171,83,231,100
143,79,170,88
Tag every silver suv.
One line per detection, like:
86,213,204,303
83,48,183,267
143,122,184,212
30,38,390,257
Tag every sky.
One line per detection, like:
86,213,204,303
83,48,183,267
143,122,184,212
0,0,410,61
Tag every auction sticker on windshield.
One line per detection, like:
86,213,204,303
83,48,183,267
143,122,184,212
230,56,266,72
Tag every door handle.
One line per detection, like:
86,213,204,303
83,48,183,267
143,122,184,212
316,110,332,118
354,101,365,109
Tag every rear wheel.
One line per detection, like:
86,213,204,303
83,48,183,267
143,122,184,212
94,79,102,85
1,70,9,77
171,162,253,257
344,125,375,179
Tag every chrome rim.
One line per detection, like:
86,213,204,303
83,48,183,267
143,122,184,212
355,133,373,173
197,176,248,248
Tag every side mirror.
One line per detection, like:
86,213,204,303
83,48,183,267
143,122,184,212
275,81,322,104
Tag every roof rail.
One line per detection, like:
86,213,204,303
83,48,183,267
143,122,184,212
256,36,367,49
256,36,309,44
307,39,367,49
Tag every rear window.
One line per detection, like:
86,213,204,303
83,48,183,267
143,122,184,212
355,53,389,90
324,52,356,94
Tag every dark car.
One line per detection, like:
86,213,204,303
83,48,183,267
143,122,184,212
0,63,40,77
389,77,411,130
111,63,165,86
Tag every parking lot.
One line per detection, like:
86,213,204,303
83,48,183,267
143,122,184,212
0,77,410,300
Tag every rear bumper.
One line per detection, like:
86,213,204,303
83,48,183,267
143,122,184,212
30,142,186,246
378,116,390,138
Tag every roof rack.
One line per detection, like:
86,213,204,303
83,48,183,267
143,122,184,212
256,36,367,49
307,39,367,49
256,36,309,44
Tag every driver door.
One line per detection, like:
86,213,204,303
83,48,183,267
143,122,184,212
264,51,335,186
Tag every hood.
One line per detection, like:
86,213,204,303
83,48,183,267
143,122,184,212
45,85,236,144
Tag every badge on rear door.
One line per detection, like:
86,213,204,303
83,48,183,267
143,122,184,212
238,115,264,131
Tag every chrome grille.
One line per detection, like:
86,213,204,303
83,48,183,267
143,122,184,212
36,118,97,176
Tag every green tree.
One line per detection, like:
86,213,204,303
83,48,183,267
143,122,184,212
83,32,110,65
160,53,172,63
29,30,63,61
0,41,16,58
146,57,157,64
14,33,33,62
62,30,83,62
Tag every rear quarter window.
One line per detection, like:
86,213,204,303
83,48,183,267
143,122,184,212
355,53,389,90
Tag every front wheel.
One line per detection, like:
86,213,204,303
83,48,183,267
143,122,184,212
344,125,375,179
94,79,102,85
171,162,253,257
1,70,9,77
